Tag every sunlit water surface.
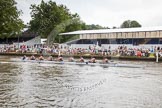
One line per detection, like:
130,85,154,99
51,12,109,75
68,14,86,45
0,56,162,108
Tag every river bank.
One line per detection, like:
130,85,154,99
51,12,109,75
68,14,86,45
0,52,162,62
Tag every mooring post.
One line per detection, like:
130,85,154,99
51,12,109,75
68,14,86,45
156,51,159,63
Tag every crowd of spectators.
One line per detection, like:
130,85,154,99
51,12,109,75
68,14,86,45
0,44,162,57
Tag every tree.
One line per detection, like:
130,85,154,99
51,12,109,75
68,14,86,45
84,24,108,30
29,0,84,43
120,20,141,28
0,0,24,39
112,26,117,29
130,20,142,28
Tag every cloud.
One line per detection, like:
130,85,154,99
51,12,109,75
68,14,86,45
16,0,162,27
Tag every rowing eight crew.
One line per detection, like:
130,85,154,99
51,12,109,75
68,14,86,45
22,55,62,61
22,55,109,63
78,56,108,63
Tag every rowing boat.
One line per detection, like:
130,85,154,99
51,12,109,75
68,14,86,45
9,59,143,68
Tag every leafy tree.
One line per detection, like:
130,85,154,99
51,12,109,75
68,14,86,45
29,0,83,43
120,20,141,28
120,20,131,28
112,26,117,29
84,24,108,30
130,20,142,28
60,17,84,43
0,0,24,39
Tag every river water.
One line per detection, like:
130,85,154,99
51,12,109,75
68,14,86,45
0,56,162,108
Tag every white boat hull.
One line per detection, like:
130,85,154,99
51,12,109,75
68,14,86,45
9,59,143,68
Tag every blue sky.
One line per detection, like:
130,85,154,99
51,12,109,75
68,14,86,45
16,0,162,28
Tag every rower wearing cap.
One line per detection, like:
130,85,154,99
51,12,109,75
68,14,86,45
79,56,84,62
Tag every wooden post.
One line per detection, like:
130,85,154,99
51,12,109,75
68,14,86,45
156,51,158,63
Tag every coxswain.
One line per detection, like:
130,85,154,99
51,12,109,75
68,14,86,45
30,55,36,60
79,56,84,62
22,55,27,60
38,55,44,60
68,57,75,62
47,56,53,61
89,57,96,63
102,57,108,63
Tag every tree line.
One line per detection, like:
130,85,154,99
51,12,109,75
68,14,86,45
0,0,142,43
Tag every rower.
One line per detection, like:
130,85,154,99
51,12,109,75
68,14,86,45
68,57,75,62
102,57,108,63
57,55,63,61
79,56,84,62
47,56,53,61
22,55,27,60
89,57,96,63
38,55,44,60
30,55,36,60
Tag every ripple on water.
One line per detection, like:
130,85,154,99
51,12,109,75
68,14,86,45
0,57,162,108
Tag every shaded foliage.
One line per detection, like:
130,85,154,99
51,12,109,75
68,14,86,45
120,20,141,28
0,0,24,39
29,0,84,43
84,24,109,30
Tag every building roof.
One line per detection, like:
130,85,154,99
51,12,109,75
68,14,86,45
59,26,162,36
19,30,38,38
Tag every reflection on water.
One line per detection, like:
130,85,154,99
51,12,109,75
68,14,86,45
0,57,162,108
